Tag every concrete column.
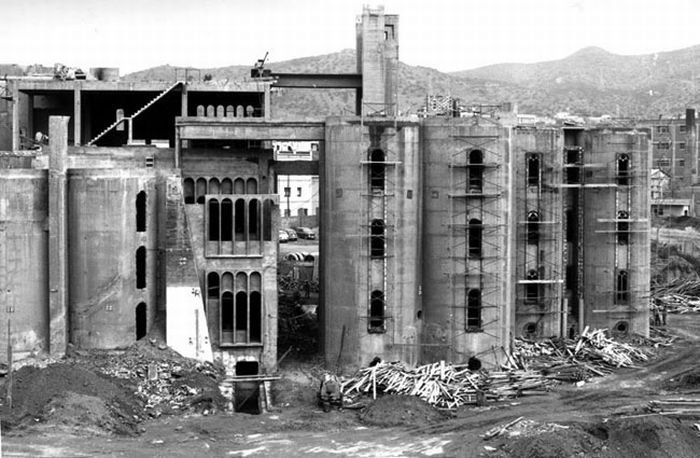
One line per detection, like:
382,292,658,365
11,81,18,151
73,83,81,145
48,116,70,356
180,83,190,149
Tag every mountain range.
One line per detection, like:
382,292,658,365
125,45,700,119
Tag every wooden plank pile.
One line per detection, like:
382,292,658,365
341,360,554,409
509,327,654,381
648,399,700,417
653,278,700,313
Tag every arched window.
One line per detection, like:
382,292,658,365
466,289,482,331
617,210,629,245
468,149,484,192
208,178,220,194
263,199,273,241
369,290,385,333
196,178,207,204
249,199,260,240
208,199,220,241
617,154,630,186
226,105,235,118
527,153,540,187
221,178,233,194
370,219,385,258
206,105,215,117
216,105,225,117
136,191,146,232
235,199,245,241
245,105,255,117
221,271,234,292
236,105,245,117
468,218,482,259
616,270,629,304
527,210,540,245
525,269,539,303
207,272,220,299
196,105,205,117
221,199,233,242
369,149,385,192
234,272,248,343
246,178,258,194
136,246,146,289
233,178,245,195
136,302,147,340
183,178,195,204
221,292,234,344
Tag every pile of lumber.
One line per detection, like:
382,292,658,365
653,278,700,313
508,327,654,381
341,360,554,409
648,399,700,417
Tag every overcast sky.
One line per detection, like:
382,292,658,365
3,0,699,74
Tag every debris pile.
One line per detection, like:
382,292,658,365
653,278,700,313
508,327,655,382
74,340,225,417
341,361,554,409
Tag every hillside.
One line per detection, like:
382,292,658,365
124,45,700,118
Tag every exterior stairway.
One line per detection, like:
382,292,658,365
87,81,182,146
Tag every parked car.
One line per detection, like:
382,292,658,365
283,228,297,241
278,229,289,243
294,226,316,240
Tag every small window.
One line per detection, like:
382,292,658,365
527,210,540,244
297,187,302,197
369,290,385,333
680,125,687,133
284,187,291,198
136,246,146,289
679,143,686,150
136,191,147,232
679,158,686,167
656,125,669,134
617,210,629,245
526,153,540,187
657,142,671,150
617,154,630,186
656,158,671,167
468,218,482,259
525,269,539,303
466,289,482,331
616,270,629,304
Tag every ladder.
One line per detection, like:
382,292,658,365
87,81,183,146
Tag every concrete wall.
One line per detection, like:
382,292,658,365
68,169,159,348
582,129,649,335
421,118,512,366
0,170,49,360
512,127,563,338
322,118,421,371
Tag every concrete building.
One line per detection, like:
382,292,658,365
0,6,650,377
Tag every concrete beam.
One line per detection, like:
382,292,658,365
272,160,319,175
271,73,362,89
48,116,70,356
17,79,270,94
73,83,81,146
176,117,326,141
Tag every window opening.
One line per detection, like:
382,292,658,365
466,289,482,331
370,219,385,258
221,292,234,344
369,149,385,192
221,178,232,194
617,154,630,186
136,191,146,232
135,302,147,340
527,210,540,244
263,199,273,241
207,272,220,299
246,178,258,194
617,210,629,245
526,154,540,187
616,270,629,304
468,149,484,192
369,290,385,333
235,199,245,241
525,269,539,303
209,178,220,194
234,178,245,194
468,218,482,259
221,199,233,241
136,246,146,289
208,199,220,241
249,199,260,240
184,178,195,204
196,178,207,204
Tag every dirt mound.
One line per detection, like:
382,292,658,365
662,367,700,390
360,394,447,427
0,363,144,435
500,416,700,458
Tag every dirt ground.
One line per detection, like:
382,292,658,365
4,314,700,457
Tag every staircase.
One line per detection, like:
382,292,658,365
87,81,182,146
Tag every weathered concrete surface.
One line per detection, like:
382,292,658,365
48,116,69,356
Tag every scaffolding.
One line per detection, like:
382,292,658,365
447,123,506,350
357,119,400,340
514,134,564,338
